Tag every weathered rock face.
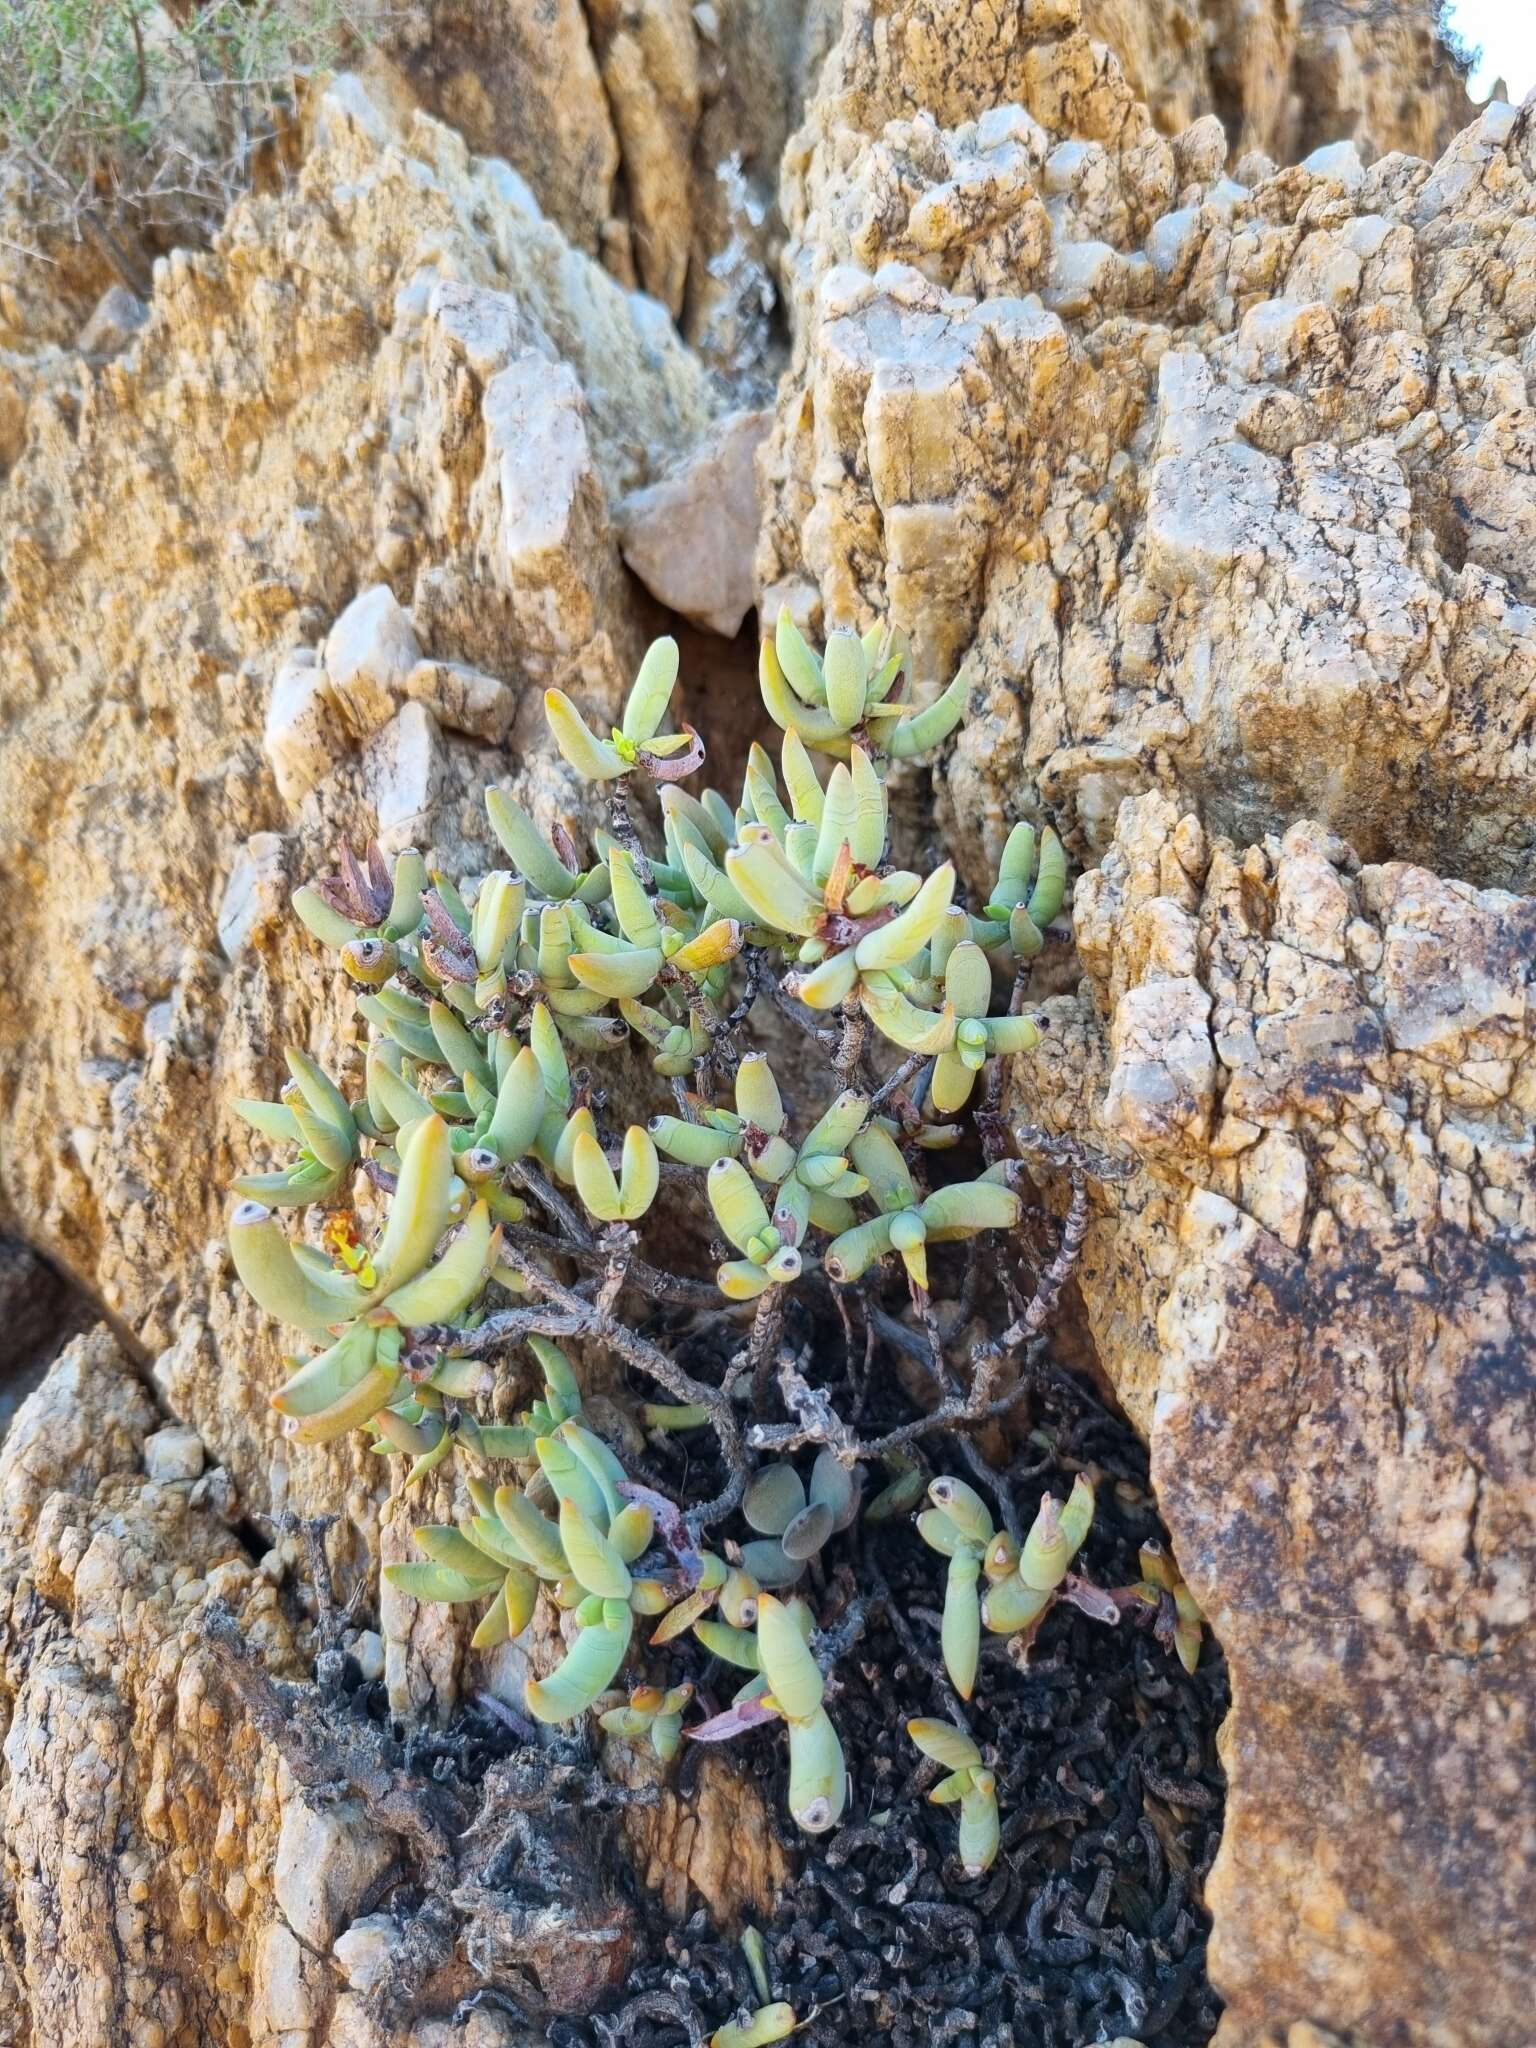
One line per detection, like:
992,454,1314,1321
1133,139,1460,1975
760,0,1534,894
384,0,817,380
1084,0,1476,166
1014,793,1535,2041
0,76,717,1533
0,2,1530,2046
0,1235,92,1433
0,1331,305,2048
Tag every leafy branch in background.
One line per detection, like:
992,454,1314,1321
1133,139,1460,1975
0,0,366,293
226,612,1201,1840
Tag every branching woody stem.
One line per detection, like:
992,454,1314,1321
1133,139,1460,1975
833,999,868,1087
494,1247,748,1535
501,1222,721,1310
751,1165,1095,1473
606,778,652,888
870,1050,929,1111
747,1284,788,1416
508,1159,593,1249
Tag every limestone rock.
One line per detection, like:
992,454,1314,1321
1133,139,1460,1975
273,1796,399,1951
0,73,719,1536
0,1331,303,2048
0,1237,92,1436
76,285,149,359
143,1424,207,1485
1082,0,1475,165
618,407,772,634
1278,0,1477,167
323,584,423,742
588,0,703,317
759,10,1536,892
1158,1194,1534,2048
1013,793,1535,2046
614,1742,795,1925
384,1,622,260
386,0,816,381
0,1327,157,1548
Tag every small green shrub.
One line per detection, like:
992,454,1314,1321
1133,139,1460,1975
0,0,364,291
227,614,1170,1835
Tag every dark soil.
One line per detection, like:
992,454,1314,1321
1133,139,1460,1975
547,1347,1229,2048
296,1285,1227,2046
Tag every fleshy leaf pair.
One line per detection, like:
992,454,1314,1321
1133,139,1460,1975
545,638,701,781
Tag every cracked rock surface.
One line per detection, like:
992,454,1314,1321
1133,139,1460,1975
1015,793,1534,2041
760,3,1535,892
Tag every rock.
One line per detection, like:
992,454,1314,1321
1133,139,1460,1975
402,657,517,742
616,1744,795,1925
272,1796,398,1951
385,0,621,260
322,584,422,741
76,285,149,358
216,832,288,960
1159,1193,1534,2048
1014,793,1536,2046
0,1238,93,1438
1299,138,1366,191
0,1334,302,2046
347,1628,386,1683
253,1920,322,2032
368,701,447,855
0,1334,618,2043
470,354,627,667
332,1912,397,1993
143,1424,206,1484
0,1328,156,1547
1083,0,1475,166
385,0,810,379
757,9,1536,2038
760,2,1536,898
265,649,346,808
617,407,771,635
587,0,702,316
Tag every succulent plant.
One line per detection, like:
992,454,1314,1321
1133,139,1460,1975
653,1058,876,1298
599,1681,694,1762
759,608,967,762
710,2004,798,2048
291,838,427,954
386,1401,673,1696
737,1450,860,1587
978,1475,1097,1646
926,940,1044,1115
543,637,702,782
225,619,1101,1844
907,1719,1000,1876
753,1593,848,1833
232,1049,365,1208
863,1449,928,1522
915,1472,1098,1694
1128,1540,1204,1673
978,820,1067,959
823,1127,1022,1293
230,1113,507,1446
